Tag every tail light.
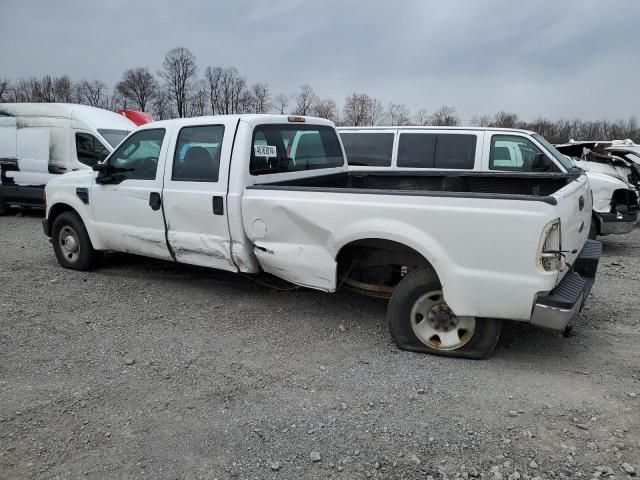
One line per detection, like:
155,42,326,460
539,219,563,272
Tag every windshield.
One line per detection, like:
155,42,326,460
98,129,131,148
250,124,344,175
533,134,576,171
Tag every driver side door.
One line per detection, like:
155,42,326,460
91,127,173,260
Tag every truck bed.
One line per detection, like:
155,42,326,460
250,171,578,204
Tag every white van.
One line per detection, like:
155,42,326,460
338,127,639,238
0,103,135,213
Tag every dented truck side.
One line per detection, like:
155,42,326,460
43,115,601,359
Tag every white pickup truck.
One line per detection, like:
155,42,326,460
43,115,601,359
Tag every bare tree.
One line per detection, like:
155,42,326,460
293,84,317,116
386,103,411,126
160,47,197,117
188,80,209,117
415,109,429,126
273,93,289,114
151,87,175,120
469,114,492,127
428,105,460,126
205,66,250,114
76,79,108,107
204,66,223,114
0,78,11,102
250,82,271,113
53,76,74,102
313,98,338,123
116,68,157,111
342,92,383,126
492,111,520,128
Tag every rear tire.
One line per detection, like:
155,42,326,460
387,268,502,359
0,200,8,216
52,212,100,270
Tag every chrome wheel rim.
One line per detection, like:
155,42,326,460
59,226,80,263
410,290,476,351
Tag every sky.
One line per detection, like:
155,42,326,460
1,0,639,122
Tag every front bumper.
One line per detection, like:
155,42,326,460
597,211,637,235
530,240,602,330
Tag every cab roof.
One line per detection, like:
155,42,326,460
137,114,336,130
337,125,538,135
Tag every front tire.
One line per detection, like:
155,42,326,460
52,212,100,270
387,268,501,359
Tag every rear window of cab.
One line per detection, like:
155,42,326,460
250,124,344,175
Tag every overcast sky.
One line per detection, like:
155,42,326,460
1,0,639,122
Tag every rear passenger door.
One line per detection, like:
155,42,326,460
161,120,236,271
394,131,481,171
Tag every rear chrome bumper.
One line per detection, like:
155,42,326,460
530,240,602,330
597,212,637,235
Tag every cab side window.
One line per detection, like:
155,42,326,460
340,132,394,167
76,133,109,167
490,135,543,171
108,128,165,180
397,133,476,169
172,125,224,182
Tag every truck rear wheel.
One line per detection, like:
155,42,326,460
52,212,100,271
387,268,501,359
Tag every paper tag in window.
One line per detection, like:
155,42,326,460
254,145,277,157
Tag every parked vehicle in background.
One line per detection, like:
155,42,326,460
338,127,638,239
0,103,135,214
42,115,600,359
117,109,155,126
555,140,640,189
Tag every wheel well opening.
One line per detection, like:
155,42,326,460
336,239,436,298
46,204,76,236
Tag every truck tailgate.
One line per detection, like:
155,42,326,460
552,174,591,277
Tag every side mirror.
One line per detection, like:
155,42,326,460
531,153,551,172
93,162,108,172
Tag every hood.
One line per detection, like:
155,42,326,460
46,168,94,190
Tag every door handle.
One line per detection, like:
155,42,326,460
149,192,162,211
212,196,224,215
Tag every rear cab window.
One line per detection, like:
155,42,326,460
397,133,477,169
339,132,394,167
250,124,344,175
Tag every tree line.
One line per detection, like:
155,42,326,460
1,46,638,143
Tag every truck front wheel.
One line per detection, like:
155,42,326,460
387,268,501,359
52,212,100,271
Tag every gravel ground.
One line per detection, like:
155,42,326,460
1,211,639,480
